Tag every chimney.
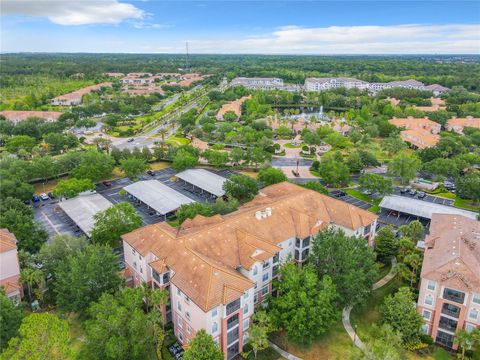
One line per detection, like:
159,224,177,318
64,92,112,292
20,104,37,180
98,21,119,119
255,211,262,220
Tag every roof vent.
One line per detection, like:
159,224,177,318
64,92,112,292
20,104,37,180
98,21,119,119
265,207,272,216
255,211,262,220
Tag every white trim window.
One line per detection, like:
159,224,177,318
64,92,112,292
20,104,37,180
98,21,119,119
427,280,436,291
468,308,478,321
243,318,249,330
422,309,431,320
473,293,480,305
212,322,218,334
211,307,218,318
424,294,434,306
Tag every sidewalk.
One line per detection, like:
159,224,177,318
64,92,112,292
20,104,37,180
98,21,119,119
342,258,397,349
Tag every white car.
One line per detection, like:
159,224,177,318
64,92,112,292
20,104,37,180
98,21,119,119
40,193,49,201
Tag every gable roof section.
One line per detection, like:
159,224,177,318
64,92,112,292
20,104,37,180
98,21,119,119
0,229,17,253
422,214,480,292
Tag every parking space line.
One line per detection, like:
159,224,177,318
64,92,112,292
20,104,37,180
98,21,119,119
41,211,61,235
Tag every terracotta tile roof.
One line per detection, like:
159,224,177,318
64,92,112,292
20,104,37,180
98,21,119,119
51,82,112,102
122,182,377,311
399,129,440,149
216,96,251,120
0,229,17,253
389,117,441,132
0,111,62,123
446,116,480,133
422,214,480,292
1,281,21,295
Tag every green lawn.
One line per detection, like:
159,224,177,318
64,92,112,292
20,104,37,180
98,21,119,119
166,136,190,146
284,142,302,148
344,189,382,213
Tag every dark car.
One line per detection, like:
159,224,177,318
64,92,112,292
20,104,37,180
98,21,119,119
417,192,426,199
48,192,55,199
32,195,41,202
127,138,135,142
409,189,417,196
400,187,409,194
147,170,155,176
102,181,112,187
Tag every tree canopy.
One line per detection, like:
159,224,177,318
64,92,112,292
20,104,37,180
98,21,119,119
183,330,224,360
258,167,287,186
223,175,259,202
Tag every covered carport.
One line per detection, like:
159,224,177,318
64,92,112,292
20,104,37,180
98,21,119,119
175,169,227,198
124,180,195,220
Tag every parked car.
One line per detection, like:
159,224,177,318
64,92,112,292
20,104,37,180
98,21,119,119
40,193,49,201
147,170,155,176
400,187,409,194
32,195,40,202
409,189,417,196
362,189,373,195
127,138,135,143
102,181,112,187
48,192,55,199
417,192,426,199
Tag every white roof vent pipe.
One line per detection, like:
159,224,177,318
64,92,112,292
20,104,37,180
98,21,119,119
265,208,272,216
255,211,262,220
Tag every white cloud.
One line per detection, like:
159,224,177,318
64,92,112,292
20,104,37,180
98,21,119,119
2,0,144,25
187,24,480,54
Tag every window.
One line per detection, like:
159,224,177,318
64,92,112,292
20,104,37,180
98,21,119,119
254,294,258,304
262,273,269,282
177,302,182,312
436,330,454,348
162,272,170,284
442,303,461,318
302,237,310,247
262,286,269,296
443,288,465,304
152,270,161,283
473,293,480,305
243,334,248,345
273,252,279,264
177,288,181,296
178,316,183,327
421,324,429,334
253,266,258,276
243,318,249,330
364,224,372,235
132,249,136,255
465,323,476,332
178,331,184,342
439,316,458,332
133,261,137,269
468,308,478,321
295,238,301,248
185,311,190,320
185,296,190,304
272,265,279,277
243,292,249,300
294,249,300,261
186,325,191,334
227,314,239,331
422,310,431,320
211,307,218,318
212,322,218,333
243,304,249,315
139,255,142,260
263,261,270,269
140,267,143,274
226,298,241,316
424,294,433,306
427,281,436,291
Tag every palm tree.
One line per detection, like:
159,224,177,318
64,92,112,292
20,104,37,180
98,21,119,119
20,267,44,301
455,329,478,360
158,128,168,142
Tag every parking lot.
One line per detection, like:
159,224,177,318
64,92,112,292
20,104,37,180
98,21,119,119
393,187,454,206
378,208,430,229
35,167,239,239
329,190,372,210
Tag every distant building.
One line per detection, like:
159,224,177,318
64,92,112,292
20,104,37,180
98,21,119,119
417,214,480,349
0,110,62,124
50,82,112,106
305,77,449,94
0,229,22,301
103,72,125,78
388,117,441,149
121,182,378,359
446,116,480,134
231,77,284,90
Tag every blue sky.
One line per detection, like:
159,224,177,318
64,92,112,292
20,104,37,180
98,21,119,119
2,1,480,54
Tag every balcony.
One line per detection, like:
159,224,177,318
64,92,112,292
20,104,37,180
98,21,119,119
438,316,458,333
441,303,460,319
443,288,465,304
272,265,279,277
273,253,279,264
226,298,241,316
227,314,239,331
152,270,161,284
227,326,239,345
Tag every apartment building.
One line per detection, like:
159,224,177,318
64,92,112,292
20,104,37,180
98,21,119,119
417,214,480,349
446,116,480,134
50,82,112,106
121,182,377,359
0,110,62,124
230,77,284,90
0,229,22,301
305,77,448,94
389,117,441,149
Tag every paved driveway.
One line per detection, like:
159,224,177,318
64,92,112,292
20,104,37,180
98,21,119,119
272,157,313,167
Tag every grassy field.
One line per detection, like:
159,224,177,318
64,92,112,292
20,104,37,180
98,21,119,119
166,136,190,146
344,188,382,213
283,142,303,148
